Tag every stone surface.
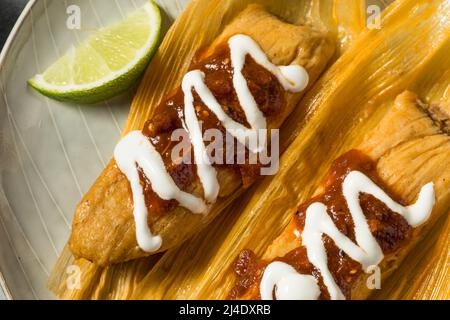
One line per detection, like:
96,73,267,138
0,0,29,50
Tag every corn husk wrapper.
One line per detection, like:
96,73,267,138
49,0,450,300
48,0,368,299
132,0,450,300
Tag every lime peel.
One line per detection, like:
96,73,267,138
28,1,161,104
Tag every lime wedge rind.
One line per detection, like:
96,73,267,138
28,1,161,104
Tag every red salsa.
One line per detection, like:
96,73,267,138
230,150,413,300
140,39,285,218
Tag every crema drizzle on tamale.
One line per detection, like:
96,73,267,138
231,150,435,300
114,35,309,252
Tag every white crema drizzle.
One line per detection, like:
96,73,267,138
260,171,435,300
114,34,309,252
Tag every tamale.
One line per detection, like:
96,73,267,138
372,48,450,299
68,5,334,266
47,0,450,301
230,91,450,300
49,0,368,300
132,0,449,300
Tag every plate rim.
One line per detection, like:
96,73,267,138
0,0,39,300
0,0,38,71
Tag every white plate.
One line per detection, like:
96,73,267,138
0,0,188,300
0,0,395,300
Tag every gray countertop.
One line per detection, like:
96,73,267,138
0,0,29,50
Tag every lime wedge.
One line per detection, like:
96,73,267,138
28,1,161,104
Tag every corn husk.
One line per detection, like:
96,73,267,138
49,0,450,300
131,0,450,300
48,0,368,299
